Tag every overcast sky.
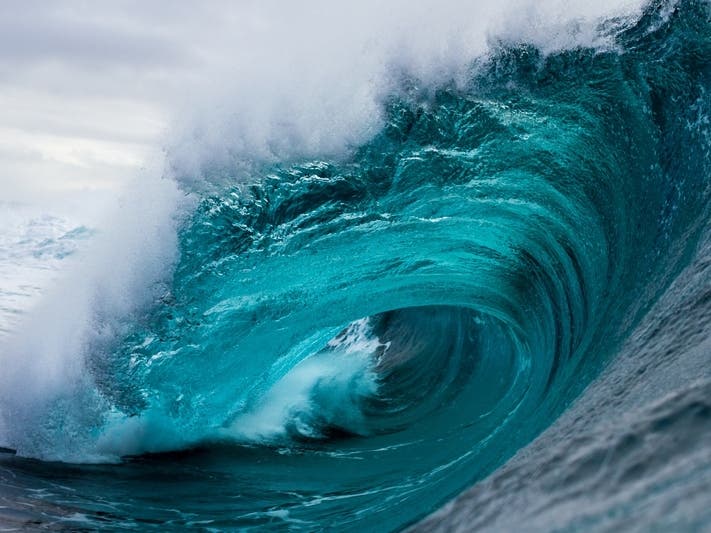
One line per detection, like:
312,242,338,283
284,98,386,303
0,2,204,210
0,0,645,215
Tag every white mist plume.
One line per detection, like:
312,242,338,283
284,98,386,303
0,171,183,460
165,0,646,182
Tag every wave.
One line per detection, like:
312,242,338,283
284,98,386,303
0,0,709,530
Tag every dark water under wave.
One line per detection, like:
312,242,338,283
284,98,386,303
0,1,709,530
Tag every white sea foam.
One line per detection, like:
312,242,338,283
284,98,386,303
226,318,382,442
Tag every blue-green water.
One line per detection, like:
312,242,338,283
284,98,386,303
0,1,710,530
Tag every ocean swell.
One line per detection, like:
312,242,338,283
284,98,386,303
0,0,709,530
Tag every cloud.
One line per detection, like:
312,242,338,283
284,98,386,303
0,8,185,69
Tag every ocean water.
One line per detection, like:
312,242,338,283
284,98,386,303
0,206,92,340
0,0,709,531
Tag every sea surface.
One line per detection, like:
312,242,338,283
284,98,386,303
0,1,709,531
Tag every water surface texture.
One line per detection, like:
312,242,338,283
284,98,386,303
0,1,710,531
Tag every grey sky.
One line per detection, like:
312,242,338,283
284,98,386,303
0,2,213,210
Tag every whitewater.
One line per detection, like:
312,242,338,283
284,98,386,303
0,0,709,530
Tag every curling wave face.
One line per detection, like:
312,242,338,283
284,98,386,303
0,1,709,530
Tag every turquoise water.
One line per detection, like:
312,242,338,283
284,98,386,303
0,1,709,530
